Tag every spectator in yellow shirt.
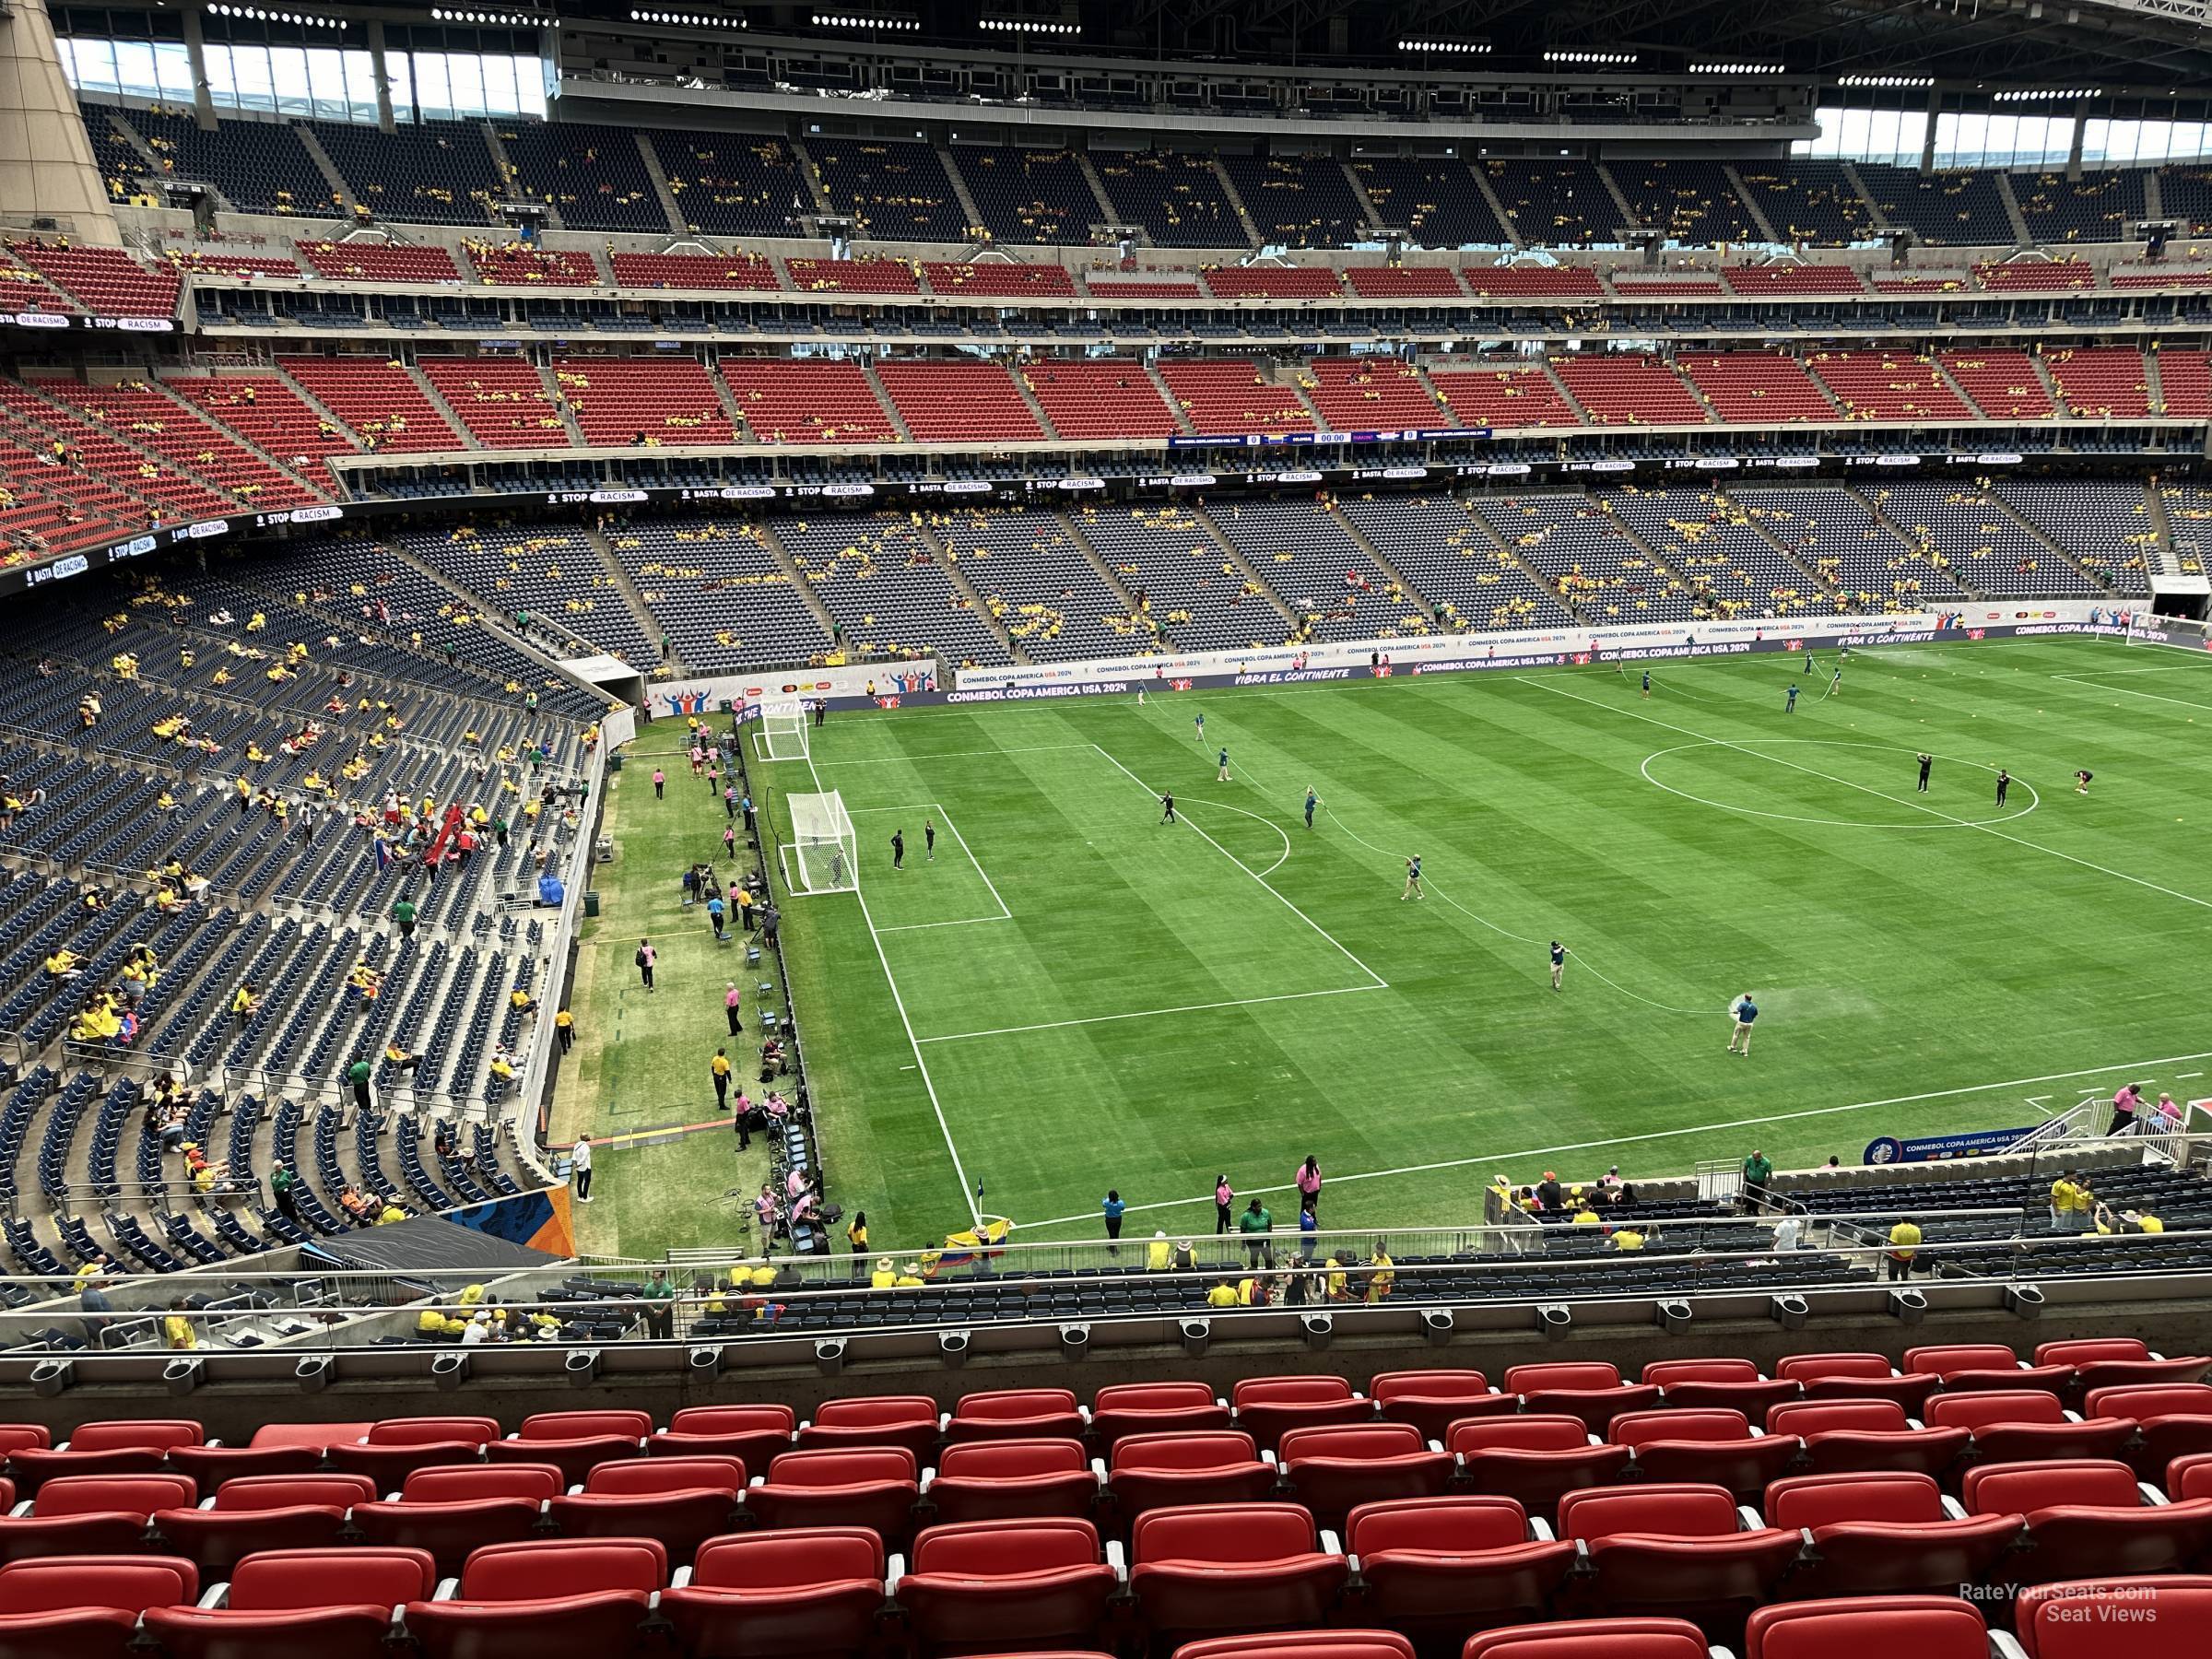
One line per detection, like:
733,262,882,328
162,1299,197,1350
1886,1218,1922,1281
1206,1279,1240,1307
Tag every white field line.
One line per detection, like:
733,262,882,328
814,744,1100,764
2050,674,2212,716
933,805,1009,921
773,744,983,1225
1090,742,1388,990
1180,796,1294,878
1011,1048,2212,1230
852,801,1012,926
918,984,1386,1044
1523,676,2212,916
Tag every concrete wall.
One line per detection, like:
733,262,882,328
0,0,121,244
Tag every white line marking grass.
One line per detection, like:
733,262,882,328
1012,1048,2212,1230
2050,674,2212,716
1090,742,1389,991
1524,675,2212,916
815,744,1100,765
919,984,1385,1044
847,800,1012,928
761,735,984,1225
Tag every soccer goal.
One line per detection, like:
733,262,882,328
2124,614,2212,654
783,791,858,895
759,698,808,761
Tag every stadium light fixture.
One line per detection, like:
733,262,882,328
632,8,747,25
981,17,1082,32
1836,74,1935,88
206,4,350,20
812,10,922,28
1398,39,1491,53
428,7,556,23
1544,49,1639,65
1689,62,1785,74
1993,86,2103,100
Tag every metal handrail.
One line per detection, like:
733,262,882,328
14,1224,2206,1353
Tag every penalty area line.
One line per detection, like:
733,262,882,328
1007,1046,2212,1230
916,982,1385,1044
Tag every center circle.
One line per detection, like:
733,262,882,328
1640,739,2041,830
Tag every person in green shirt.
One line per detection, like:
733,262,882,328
392,897,417,937
1742,1149,1774,1209
641,1267,677,1339
347,1055,373,1119
269,1163,298,1224
1238,1196,1273,1266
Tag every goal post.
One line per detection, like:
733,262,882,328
759,698,808,761
785,791,858,894
2124,613,2212,654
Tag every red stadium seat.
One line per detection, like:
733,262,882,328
167,1442,328,1487
660,1527,888,1659
326,1416,499,1486
1345,1495,1575,1637
798,1395,944,1460
923,1437,1100,1524
1611,1409,1803,1500
1503,1364,1661,1436
895,1515,1122,1654
1745,1594,1992,1659
8,1419,204,1493
0,1426,52,1458
1761,1470,2019,1598
1447,1417,1630,1521
1924,1390,2138,1464
2171,1453,2212,1500
1277,1423,1454,1528
486,1410,650,1485
1128,1502,1348,1644
1641,1359,1802,1422
546,1455,746,1556
1178,1633,1414,1659
650,1404,795,1466
1232,1378,1372,1451
747,1447,922,1544
1106,1431,1279,1521
1459,1616,1713,1659
947,1389,1088,1445
1772,1354,1938,1414
1962,1457,2212,1584
2086,1384,2212,1482
1766,1398,1969,1479
0,1552,197,1659
152,1471,376,1573
350,1462,560,1572
1905,1344,2070,1395
2014,1573,2212,1659
143,1546,435,1659
0,1472,196,1562
2035,1339,2211,1399
1370,1371,1515,1441
1555,1481,1801,1639
1090,1383,1231,1449
402,1535,665,1659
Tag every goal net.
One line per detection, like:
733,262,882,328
2124,614,2212,653
786,791,857,894
759,698,807,761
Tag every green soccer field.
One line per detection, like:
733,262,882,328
554,635,2212,1260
